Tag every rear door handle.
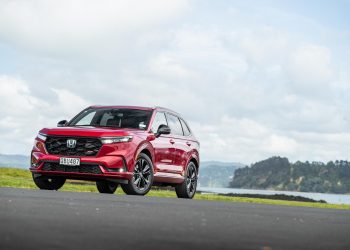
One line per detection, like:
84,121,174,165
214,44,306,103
186,142,191,146
169,139,175,144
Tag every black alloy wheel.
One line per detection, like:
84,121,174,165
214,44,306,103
175,162,197,199
121,153,154,195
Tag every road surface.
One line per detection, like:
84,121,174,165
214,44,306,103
1,187,350,250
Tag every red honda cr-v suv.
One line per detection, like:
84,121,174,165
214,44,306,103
30,106,200,198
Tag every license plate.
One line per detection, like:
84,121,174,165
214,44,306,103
59,157,80,166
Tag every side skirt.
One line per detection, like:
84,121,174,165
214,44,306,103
153,172,185,184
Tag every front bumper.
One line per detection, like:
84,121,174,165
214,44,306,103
30,151,133,182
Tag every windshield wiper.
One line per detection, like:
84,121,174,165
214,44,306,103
73,125,122,128
72,125,94,126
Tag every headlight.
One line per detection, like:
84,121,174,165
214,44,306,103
37,133,47,141
101,136,133,144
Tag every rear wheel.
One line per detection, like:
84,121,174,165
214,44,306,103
96,180,118,194
121,153,154,195
32,174,66,190
175,162,197,199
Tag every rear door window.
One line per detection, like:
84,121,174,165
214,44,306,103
180,119,191,136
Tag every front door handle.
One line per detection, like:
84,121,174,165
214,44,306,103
186,141,191,146
169,139,175,144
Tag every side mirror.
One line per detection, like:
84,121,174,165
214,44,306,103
156,125,171,137
57,120,68,127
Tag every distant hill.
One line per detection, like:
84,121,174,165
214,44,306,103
199,161,245,188
230,156,350,194
0,154,29,169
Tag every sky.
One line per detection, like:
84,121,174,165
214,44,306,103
0,0,350,164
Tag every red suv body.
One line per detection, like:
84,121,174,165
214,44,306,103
30,106,200,198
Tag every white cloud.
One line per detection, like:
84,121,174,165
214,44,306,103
0,0,189,57
0,76,48,153
193,115,350,164
289,44,333,92
148,53,195,78
51,88,89,117
0,1,349,163
265,135,298,155
237,26,290,65
0,75,90,154
0,75,46,115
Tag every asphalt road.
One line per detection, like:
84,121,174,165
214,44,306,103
1,188,350,250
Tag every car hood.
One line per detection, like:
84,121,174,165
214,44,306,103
40,126,144,137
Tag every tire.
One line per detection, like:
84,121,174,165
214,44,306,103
32,174,66,190
175,162,197,199
96,180,118,194
121,153,154,195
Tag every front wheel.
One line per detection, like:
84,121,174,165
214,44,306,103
121,153,154,195
175,162,197,199
32,174,66,190
96,180,118,194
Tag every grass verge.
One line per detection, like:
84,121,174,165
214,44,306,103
1,167,350,210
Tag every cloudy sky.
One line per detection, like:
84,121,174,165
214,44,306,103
0,0,350,164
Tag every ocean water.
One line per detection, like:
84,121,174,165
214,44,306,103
197,187,350,204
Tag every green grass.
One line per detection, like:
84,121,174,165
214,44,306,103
1,167,350,210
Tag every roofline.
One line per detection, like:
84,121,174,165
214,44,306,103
88,105,154,111
86,105,181,116
153,106,181,116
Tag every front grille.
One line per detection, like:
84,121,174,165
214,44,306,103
45,136,102,156
42,162,102,174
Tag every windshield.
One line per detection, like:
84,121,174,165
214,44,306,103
69,108,152,130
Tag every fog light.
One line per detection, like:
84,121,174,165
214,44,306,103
107,167,126,173
31,155,39,168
